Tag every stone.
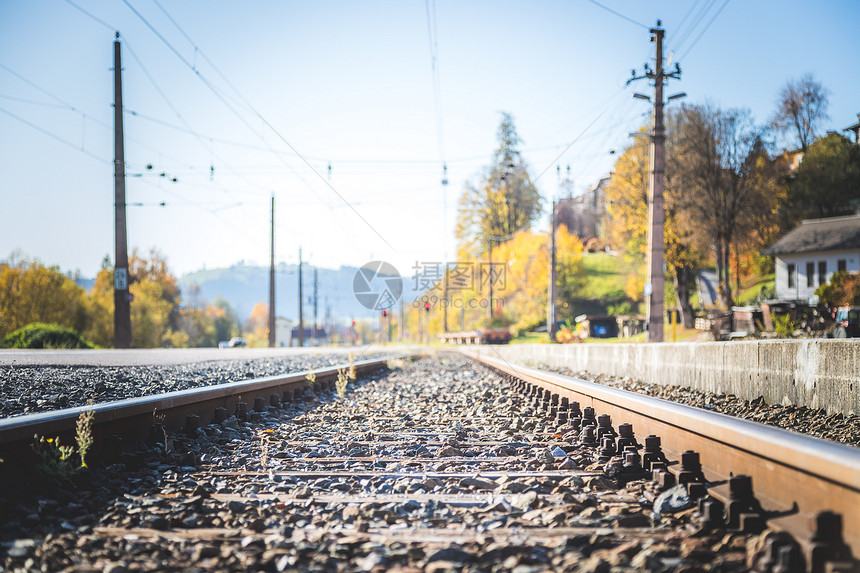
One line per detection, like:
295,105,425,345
653,484,693,514
510,491,538,511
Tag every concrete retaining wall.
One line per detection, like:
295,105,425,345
480,340,860,415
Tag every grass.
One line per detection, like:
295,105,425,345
578,253,631,303
511,331,548,344
735,273,775,306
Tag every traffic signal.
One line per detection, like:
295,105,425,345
424,302,431,312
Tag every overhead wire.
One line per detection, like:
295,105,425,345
61,0,116,32
582,0,650,30
671,0,717,56
0,104,110,165
676,0,730,62
138,0,393,250
119,0,322,201
122,37,273,195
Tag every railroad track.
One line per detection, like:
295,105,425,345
1,351,858,572
463,348,860,572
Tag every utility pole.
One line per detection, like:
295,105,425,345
313,267,318,343
298,247,304,347
442,267,449,333
113,34,132,348
268,195,275,348
487,240,494,321
627,21,680,343
547,199,557,342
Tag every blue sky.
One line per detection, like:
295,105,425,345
2,0,858,280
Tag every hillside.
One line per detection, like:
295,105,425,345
179,263,414,323
565,252,639,319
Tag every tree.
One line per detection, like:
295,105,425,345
669,104,763,309
605,131,650,259
83,256,115,347
771,73,830,153
787,133,860,221
816,271,860,307
245,302,269,346
606,127,704,326
456,112,542,255
0,255,89,338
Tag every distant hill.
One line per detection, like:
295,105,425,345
178,263,415,323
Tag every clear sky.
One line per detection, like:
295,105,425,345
2,0,858,281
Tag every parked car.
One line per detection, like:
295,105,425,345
218,336,248,348
479,327,513,344
832,306,860,338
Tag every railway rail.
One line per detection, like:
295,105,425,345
463,348,860,572
0,350,858,571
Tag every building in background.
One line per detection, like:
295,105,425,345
763,214,860,301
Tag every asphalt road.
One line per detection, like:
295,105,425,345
0,346,417,367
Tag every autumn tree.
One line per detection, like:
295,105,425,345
456,112,542,256
669,104,765,309
0,254,90,338
771,73,830,153
605,130,650,258
787,133,860,222
84,256,116,347
605,126,704,326
244,302,270,346
84,250,185,348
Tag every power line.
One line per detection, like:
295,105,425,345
0,104,110,165
122,0,391,248
583,0,650,30
676,0,729,61
61,0,117,32
672,0,718,56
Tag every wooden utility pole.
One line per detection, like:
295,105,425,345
268,195,275,347
547,199,557,342
298,247,304,347
313,267,318,343
113,34,132,348
627,21,680,343
487,241,494,321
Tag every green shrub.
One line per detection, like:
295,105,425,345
772,314,796,337
3,322,94,349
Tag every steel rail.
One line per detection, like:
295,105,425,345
0,353,418,463
461,348,860,565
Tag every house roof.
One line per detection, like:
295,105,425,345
763,214,860,256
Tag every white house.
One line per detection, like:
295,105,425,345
763,214,860,301
274,317,295,347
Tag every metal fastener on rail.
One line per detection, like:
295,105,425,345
809,511,853,573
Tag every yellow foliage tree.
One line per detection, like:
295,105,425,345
0,255,90,338
244,302,269,347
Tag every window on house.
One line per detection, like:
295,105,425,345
818,261,827,285
838,259,847,273
806,262,815,287
787,264,795,288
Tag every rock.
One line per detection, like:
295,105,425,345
425,546,472,564
459,477,495,491
436,445,463,457
653,484,693,514
510,491,538,511
558,457,578,470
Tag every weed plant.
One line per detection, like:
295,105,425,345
32,408,94,487
335,368,349,399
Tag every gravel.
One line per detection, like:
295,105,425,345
528,363,860,448
0,352,390,419
1,354,770,571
